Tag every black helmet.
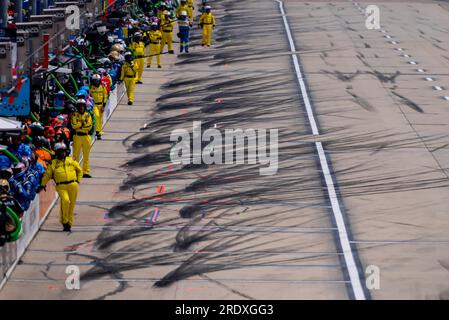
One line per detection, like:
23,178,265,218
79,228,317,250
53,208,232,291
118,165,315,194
124,51,133,61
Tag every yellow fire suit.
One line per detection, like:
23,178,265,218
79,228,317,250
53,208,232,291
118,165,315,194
120,61,137,103
199,12,216,46
187,0,194,12
41,157,83,227
71,111,93,175
160,18,175,53
176,4,193,21
90,84,108,136
129,40,146,82
146,30,162,67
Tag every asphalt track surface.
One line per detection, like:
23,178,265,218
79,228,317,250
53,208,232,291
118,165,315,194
2,0,449,299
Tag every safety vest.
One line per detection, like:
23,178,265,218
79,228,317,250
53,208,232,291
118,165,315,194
121,61,137,79
70,111,93,134
42,157,82,186
90,84,108,106
187,0,194,8
199,13,215,25
130,41,145,57
178,18,190,28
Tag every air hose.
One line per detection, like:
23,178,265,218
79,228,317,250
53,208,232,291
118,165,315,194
49,73,76,103
0,150,20,164
72,47,98,73
69,74,79,92
6,207,23,242
30,112,40,123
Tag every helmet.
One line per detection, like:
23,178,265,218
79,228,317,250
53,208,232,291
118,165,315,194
124,52,133,61
100,58,112,69
180,11,187,16
66,103,77,113
44,126,55,138
151,22,158,27
111,44,124,53
163,10,169,16
97,68,106,76
92,74,101,81
108,51,120,60
0,155,11,170
0,168,13,180
0,179,10,193
54,142,67,152
205,5,211,10
33,136,48,148
76,99,87,111
97,25,108,35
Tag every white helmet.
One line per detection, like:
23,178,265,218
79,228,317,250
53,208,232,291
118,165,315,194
92,74,101,81
180,11,187,16
76,98,87,105
54,142,67,151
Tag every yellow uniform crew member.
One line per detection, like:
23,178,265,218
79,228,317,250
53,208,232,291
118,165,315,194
146,24,162,68
129,33,146,83
71,99,93,177
199,6,216,47
187,0,194,12
121,52,137,105
38,143,83,232
160,12,175,54
90,74,108,139
177,1,193,21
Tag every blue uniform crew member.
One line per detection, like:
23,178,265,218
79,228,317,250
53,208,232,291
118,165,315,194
178,11,191,53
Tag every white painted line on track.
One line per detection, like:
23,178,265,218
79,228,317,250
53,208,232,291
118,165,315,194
409,61,418,65
425,77,435,82
433,86,444,91
276,0,366,300
443,96,449,101
417,69,426,73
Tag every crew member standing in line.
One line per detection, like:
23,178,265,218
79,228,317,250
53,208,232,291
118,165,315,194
129,32,146,84
71,99,93,178
177,0,193,22
120,52,137,105
90,74,108,140
198,6,216,47
160,11,175,54
187,0,195,17
178,11,191,53
146,23,163,68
